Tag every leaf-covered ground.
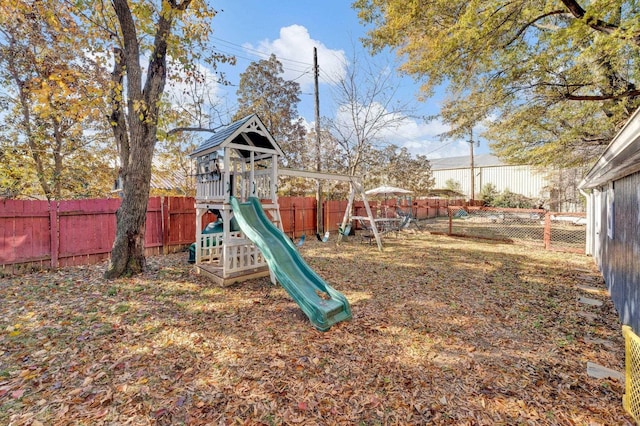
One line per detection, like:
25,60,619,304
0,231,632,425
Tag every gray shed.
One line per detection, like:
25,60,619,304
579,106,640,332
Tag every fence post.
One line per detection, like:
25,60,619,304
161,197,169,254
49,201,58,269
292,203,296,238
448,207,453,235
544,212,551,250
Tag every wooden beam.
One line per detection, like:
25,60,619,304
338,184,356,244
279,168,360,182
226,143,280,155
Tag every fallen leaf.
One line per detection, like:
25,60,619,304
0,240,630,424
152,408,170,419
68,387,83,397
0,386,10,398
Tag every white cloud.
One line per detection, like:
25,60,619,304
380,117,471,159
332,103,470,159
243,25,347,90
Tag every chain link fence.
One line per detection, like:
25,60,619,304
422,206,586,253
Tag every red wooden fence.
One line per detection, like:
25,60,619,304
57,198,121,268
1,196,462,273
279,197,316,238
0,199,52,268
324,200,349,232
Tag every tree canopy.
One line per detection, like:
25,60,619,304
354,0,640,168
0,0,114,199
233,54,307,168
379,145,434,195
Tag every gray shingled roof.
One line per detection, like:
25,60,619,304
189,114,283,159
429,153,504,170
190,115,253,157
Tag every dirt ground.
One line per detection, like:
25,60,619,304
0,230,633,425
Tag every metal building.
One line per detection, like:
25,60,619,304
429,154,549,202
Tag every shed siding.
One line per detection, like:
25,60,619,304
597,171,640,331
432,165,548,200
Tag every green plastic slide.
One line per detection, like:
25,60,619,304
229,197,352,331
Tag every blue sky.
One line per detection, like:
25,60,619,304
197,0,487,159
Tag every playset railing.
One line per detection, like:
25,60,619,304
196,170,274,202
221,237,268,274
196,174,225,200
196,230,267,275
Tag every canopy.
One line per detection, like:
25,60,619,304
365,185,412,197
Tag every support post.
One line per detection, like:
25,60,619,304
339,179,382,251
271,154,278,202
544,212,551,250
195,207,203,264
49,200,58,269
221,207,231,276
314,47,323,234
338,185,356,244
358,182,383,251
469,128,475,203
240,158,246,201
250,151,255,197
223,148,231,204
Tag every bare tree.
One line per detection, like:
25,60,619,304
327,51,415,177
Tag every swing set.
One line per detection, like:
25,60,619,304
278,169,384,250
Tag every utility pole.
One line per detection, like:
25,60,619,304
314,47,323,233
469,128,475,203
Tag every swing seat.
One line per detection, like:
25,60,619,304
316,231,330,243
338,224,352,237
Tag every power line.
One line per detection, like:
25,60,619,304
211,36,313,67
383,128,458,159
289,67,314,82
423,140,458,158
318,68,341,86
211,36,344,88
215,47,311,75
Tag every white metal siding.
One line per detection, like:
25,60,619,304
432,165,549,200
433,169,471,195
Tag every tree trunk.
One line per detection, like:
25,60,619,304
104,0,178,279
104,133,155,278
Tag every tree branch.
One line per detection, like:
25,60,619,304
165,125,223,137
560,0,640,45
564,89,640,101
503,10,566,48
109,46,129,170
